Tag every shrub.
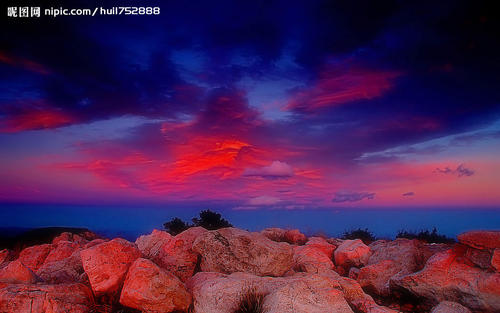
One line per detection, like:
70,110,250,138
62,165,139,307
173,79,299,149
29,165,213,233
192,209,232,230
233,286,267,313
163,209,233,235
396,227,455,244
163,217,191,235
341,228,376,244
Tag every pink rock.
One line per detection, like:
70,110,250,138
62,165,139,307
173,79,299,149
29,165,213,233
0,250,13,267
120,258,192,313
135,229,173,259
391,249,500,312
458,230,500,249
305,237,336,258
154,227,207,282
431,301,471,313
37,251,84,284
18,244,52,271
0,283,93,313
463,245,493,269
261,228,307,245
52,232,88,245
293,245,334,274
192,228,294,276
44,241,81,264
334,239,371,270
83,238,107,249
0,260,38,284
492,249,500,272
80,238,141,296
358,260,401,297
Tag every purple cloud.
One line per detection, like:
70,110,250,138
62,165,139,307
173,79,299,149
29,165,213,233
332,191,375,203
402,192,415,196
435,164,474,177
243,161,293,179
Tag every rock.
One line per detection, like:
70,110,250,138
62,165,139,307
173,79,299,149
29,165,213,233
0,260,38,284
188,271,353,313
431,301,472,313
463,245,492,269
458,230,500,249
80,238,141,296
0,250,13,267
334,239,371,270
349,267,360,280
0,283,93,313
192,228,293,276
120,258,192,313
492,249,500,272
18,243,52,271
293,245,334,273
154,227,206,282
261,228,307,245
391,249,500,312
37,251,84,284
44,240,81,264
305,237,336,258
357,239,426,296
334,277,399,313
358,260,402,297
52,232,87,245
135,229,173,259
83,238,107,249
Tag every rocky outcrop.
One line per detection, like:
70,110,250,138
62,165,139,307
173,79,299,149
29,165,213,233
391,248,500,312
0,250,13,267
431,301,472,313
18,243,52,271
458,230,500,249
80,238,141,296
0,283,93,313
135,229,173,259
293,244,334,273
0,260,38,284
261,228,307,245
334,239,371,273
492,249,500,272
188,271,354,313
192,227,294,276
37,250,84,284
120,258,192,313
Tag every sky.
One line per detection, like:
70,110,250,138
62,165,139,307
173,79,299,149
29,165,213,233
1,0,500,216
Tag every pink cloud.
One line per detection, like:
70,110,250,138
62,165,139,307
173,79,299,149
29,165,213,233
243,160,294,179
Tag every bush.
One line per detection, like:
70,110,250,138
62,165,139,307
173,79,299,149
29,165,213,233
234,286,266,313
163,209,232,235
163,217,191,236
396,227,455,244
341,228,376,244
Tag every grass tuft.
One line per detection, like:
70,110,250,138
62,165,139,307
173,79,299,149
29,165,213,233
233,286,267,313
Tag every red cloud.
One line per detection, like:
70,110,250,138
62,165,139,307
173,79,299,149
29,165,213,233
0,110,75,133
286,66,401,111
0,51,51,75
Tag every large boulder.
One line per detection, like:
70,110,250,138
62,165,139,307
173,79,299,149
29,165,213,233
18,244,52,271
37,251,84,284
261,228,307,245
0,260,38,284
357,239,426,296
334,239,371,271
44,240,81,264
304,237,336,258
80,238,141,296
293,245,334,274
192,228,293,276
458,230,500,249
154,227,206,282
0,283,93,313
135,229,173,259
120,258,192,313
391,249,500,312
187,271,353,313
431,301,472,313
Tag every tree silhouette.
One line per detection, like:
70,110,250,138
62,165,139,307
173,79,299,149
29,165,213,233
163,217,191,235
192,209,232,230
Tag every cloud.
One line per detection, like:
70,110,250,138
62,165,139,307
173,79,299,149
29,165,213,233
402,192,415,196
247,195,281,206
332,191,375,203
243,161,293,179
435,164,474,177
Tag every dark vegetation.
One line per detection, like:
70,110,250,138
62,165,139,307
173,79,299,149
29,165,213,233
341,228,376,244
233,287,267,313
163,209,233,235
0,226,93,251
396,227,455,244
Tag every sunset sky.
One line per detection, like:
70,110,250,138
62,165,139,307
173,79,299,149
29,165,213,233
1,0,500,213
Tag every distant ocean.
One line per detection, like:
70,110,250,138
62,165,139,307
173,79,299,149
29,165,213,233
1,203,499,241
